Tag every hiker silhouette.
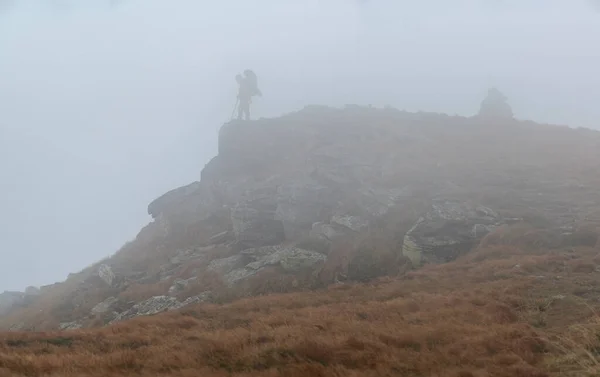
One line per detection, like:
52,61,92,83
233,70,262,121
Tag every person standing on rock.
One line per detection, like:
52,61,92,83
234,70,261,121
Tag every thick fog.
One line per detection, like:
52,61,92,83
1,0,599,291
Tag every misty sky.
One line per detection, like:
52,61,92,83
1,0,599,291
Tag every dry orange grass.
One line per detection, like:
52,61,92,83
2,242,600,376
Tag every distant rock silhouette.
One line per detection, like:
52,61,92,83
478,87,514,119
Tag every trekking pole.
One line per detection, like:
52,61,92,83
230,98,239,120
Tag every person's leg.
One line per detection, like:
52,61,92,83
237,100,244,120
241,101,250,120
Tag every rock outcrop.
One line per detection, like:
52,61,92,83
402,200,502,265
478,87,514,119
3,104,600,331
97,264,116,286
91,297,119,315
109,293,210,324
222,245,327,286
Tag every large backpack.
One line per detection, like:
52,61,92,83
244,69,261,96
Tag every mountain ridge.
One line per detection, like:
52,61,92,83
1,104,600,333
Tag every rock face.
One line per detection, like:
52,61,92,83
402,200,502,266
147,108,420,255
275,180,337,239
231,186,285,248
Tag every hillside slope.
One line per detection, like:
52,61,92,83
2,104,600,334
3,244,600,376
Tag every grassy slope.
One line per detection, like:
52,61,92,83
2,235,600,376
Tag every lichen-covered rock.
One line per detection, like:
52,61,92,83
223,268,260,286
97,264,115,286
209,230,233,245
207,255,248,275
109,293,211,324
59,321,82,330
279,248,327,272
309,222,346,242
170,292,211,311
402,200,502,266
331,215,369,232
168,277,197,296
224,245,327,286
110,296,179,323
91,297,119,315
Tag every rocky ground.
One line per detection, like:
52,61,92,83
2,104,600,365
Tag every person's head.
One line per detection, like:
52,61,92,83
235,74,243,83
243,69,253,77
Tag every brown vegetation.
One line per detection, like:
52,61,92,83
3,231,600,376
